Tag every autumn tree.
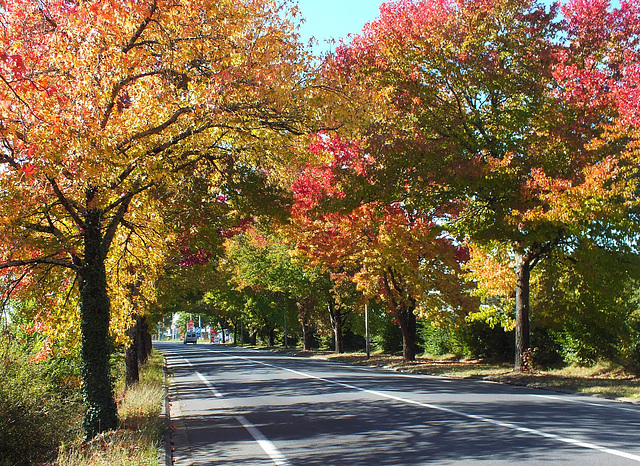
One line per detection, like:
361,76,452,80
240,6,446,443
290,136,473,361
219,224,317,347
0,0,314,436
323,0,640,370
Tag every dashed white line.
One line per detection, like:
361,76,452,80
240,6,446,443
183,358,291,466
236,415,291,466
195,371,223,398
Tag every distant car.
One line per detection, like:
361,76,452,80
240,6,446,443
183,331,197,344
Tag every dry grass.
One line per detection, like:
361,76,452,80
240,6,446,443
57,351,166,466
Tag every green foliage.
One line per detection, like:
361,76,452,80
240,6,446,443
372,317,404,355
420,323,458,356
0,329,83,466
419,318,514,361
458,321,515,361
532,237,640,365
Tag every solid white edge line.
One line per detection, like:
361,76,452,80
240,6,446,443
530,393,640,414
223,350,640,463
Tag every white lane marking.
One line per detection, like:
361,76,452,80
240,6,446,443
221,351,640,463
530,393,640,414
195,371,223,398
182,357,290,466
236,415,292,466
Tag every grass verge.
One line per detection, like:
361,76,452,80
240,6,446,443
269,347,640,401
57,350,167,466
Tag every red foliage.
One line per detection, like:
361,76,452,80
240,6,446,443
178,247,212,267
218,217,253,239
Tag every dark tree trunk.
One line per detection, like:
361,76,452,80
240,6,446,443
328,301,344,354
382,270,417,362
233,320,238,345
512,240,561,372
250,330,257,346
302,321,312,351
137,316,151,365
125,316,140,387
297,300,313,351
514,250,531,372
397,305,417,362
79,209,118,438
268,327,275,347
125,314,151,387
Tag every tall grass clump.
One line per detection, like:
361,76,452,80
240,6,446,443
57,349,167,465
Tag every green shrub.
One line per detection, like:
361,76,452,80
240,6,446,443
457,320,514,361
372,318,403,355
420,323,457,356
0,330,83,466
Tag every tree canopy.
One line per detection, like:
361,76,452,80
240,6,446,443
317,0,640,370
0,0,315,436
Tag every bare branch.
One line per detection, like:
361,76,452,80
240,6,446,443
46,176,85,228
145,121,210,157
102,194,134,254
100,71,162,129
24,221,64,238
117,106,193,150
122,0,158,53
0,256,76,271
0,73,32,112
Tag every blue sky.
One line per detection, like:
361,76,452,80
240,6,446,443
295,0,383,53
293,0,621,53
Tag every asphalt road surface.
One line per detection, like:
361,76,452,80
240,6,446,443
157,342,640,465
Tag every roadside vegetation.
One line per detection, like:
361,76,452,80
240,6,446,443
0,325,166,466
0,329,82,466
56,349,166,465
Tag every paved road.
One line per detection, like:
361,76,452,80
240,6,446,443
157,342,640,465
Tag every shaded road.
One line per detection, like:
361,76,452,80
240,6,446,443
157,342,640,465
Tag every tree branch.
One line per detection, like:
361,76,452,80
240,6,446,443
24,221,64,238
117,106,193,150
103,193,135,254
46,176,85,228
122,0,158,53
0,256,76,271
100,71,162,129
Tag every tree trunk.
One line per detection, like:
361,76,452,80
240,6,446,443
268,327,275,347
79,209,118,438
137,316,151,365
328,301,344,354
125,316,140,387
297,301,313,351
514,250,531,372
382,270,418,362
233,320,238,345
302,321,312,351
398,305,417,362
389,300,417,362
